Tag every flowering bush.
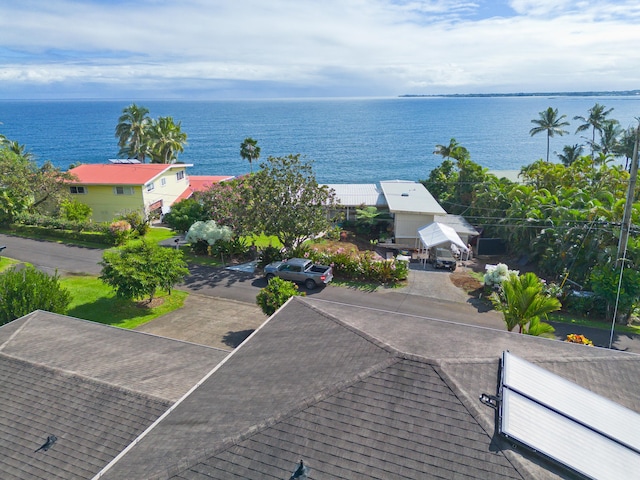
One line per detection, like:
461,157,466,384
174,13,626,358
306,247,408,284
185,220,233,255
484,263,518,288
566,334,594,346
108,220,132,245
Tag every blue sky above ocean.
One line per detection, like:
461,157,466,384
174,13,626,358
0,0,638,100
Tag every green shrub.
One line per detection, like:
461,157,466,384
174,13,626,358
256,277,305,316
0,265,72,326
61,199,92,222
163,198,208,233
108,220,133,245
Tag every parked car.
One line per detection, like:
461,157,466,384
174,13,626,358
431,247,457,271
264,258,333,289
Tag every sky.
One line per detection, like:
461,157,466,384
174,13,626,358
0,0,639,99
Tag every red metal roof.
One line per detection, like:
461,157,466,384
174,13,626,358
175,175,234,201
69,164,188,185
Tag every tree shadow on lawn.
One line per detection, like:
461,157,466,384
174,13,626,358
66,296,156,328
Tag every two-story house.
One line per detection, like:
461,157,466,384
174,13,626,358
67,163,194,222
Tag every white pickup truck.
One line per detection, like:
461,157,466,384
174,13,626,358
263,258,333,289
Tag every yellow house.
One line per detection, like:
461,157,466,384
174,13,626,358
67,163,194,222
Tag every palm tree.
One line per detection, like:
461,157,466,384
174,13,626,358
115,104,152,162
433,138,469,161
529,107,570,162
616,126,639,170
148,116,188,164
240,137,260,173
490,272,561,334
556,144,583,166
597,120,622,157
574,103,616,156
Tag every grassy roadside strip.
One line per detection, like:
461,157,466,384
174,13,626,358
60,274,187,329
548,311,640,336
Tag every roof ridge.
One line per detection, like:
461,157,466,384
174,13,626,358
166,355,403,479
0,351,173,406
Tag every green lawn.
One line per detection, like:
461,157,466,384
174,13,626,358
548,311,640,335
146,226,176,243
0,257,21,272
61,274,188,329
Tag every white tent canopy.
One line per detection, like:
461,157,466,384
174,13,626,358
417,222,469,253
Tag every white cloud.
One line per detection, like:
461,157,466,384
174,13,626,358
0,0,639,98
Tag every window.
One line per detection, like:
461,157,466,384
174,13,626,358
113,186,134,195
146,182,155,192
70,186,87,194
176,170,185,181
160,178,167,187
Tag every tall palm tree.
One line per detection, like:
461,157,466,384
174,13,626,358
597,120,622,157
148,116,188,164
433,138,469,161
573,103,616,156
556,144,583,166
529,107,570,162
240,137,261,173
115,104,152,162
616,126,639,170
490,272,561,334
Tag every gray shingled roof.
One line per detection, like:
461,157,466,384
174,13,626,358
98,297,640,479
0,310,229,479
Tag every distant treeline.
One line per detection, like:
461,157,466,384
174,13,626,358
400,90,640,98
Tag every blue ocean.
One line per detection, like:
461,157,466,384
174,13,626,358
1,96,639,183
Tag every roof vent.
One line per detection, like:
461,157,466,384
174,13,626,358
401,192,409,197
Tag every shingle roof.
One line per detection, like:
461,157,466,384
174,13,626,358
0,354,171,480
5,299,640,480
0,310,229,480
0,311,229,401
68,164,192,186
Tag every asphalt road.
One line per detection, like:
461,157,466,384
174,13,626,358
2,232,638,354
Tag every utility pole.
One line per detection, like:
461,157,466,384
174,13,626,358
616,122,640,265
610,122,640,342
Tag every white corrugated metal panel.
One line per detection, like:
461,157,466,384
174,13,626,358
502,389,640,480
324,184,386,207
500,351,640,480
379,180,446,214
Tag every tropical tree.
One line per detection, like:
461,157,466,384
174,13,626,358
614,125,639,169
556,144,583,166
248,154,337,250
529,107,570,162
592,120,622,157
490,272,561,334
240,137,261,173
115,104,152,162
574,103,616,156
99,240,189,303
433,138,469,161
0,146,73,223
148,116,188,164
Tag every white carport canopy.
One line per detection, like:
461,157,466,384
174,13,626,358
417,222,469,252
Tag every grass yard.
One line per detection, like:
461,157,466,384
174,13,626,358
146,226,176,243
61,274,188,329
0,257,21,272
548,311,640,335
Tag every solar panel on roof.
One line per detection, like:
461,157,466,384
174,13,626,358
499,351,640,480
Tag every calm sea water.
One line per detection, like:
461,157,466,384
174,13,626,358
1,96,639,183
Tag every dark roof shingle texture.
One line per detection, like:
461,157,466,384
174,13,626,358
0,355,171,480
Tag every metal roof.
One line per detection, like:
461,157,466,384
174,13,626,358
379,180,446,214
324,183,387,207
